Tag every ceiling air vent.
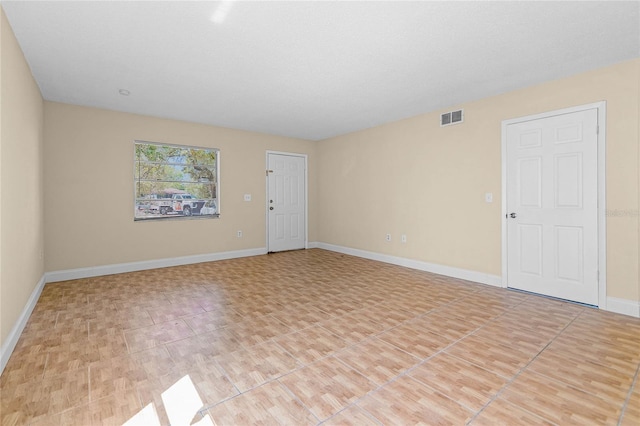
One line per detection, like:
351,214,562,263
440,109,464,127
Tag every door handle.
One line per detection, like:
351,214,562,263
509,212,517,218
270,207,274,211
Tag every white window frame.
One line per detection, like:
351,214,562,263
134,140,220,221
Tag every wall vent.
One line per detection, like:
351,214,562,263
440,109,464,126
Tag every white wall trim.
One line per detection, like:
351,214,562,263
1,275,46,375
45,247,267,283
307,242,319,249
317,243,502,287
606,297,640,318
501,101,607,308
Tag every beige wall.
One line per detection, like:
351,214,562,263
44,103,316,271
317,59,640,302
0,9,45,344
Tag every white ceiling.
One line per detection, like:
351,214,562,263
3,1,639,141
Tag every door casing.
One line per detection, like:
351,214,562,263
265,151,308,252
501,101,607,308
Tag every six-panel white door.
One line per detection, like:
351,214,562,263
267,153,306,252
506,109,598,305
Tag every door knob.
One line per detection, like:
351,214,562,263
509,212,517,218
270,207,274,210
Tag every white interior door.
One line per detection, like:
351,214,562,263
506,108,598,305
267,153,306,252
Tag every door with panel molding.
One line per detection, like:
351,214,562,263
506,108,598,305
267,153,306,252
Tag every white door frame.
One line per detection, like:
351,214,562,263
501,101,607,308
265,151,308,252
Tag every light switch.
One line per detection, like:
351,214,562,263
485,193,493,203
244,194,251,202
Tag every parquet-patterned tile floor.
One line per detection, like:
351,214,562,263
1,249,639,425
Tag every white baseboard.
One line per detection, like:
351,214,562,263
316,242,502,287
606,296,640,318
45,247,267,283
307,241,319,249
1,275,46,375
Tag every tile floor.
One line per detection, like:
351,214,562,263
1,249,639,425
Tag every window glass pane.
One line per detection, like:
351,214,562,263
134,141,219,221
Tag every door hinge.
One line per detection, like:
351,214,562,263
266,170,273,176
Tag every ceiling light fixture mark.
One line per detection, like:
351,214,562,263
119,89,130,96
210,0,236,24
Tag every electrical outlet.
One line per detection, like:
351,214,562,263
485,192,493,203
244,194,252,202
385,233,391,242
237,230,243,238
401,234,407,243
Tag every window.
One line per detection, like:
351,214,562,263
134,141,219,221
